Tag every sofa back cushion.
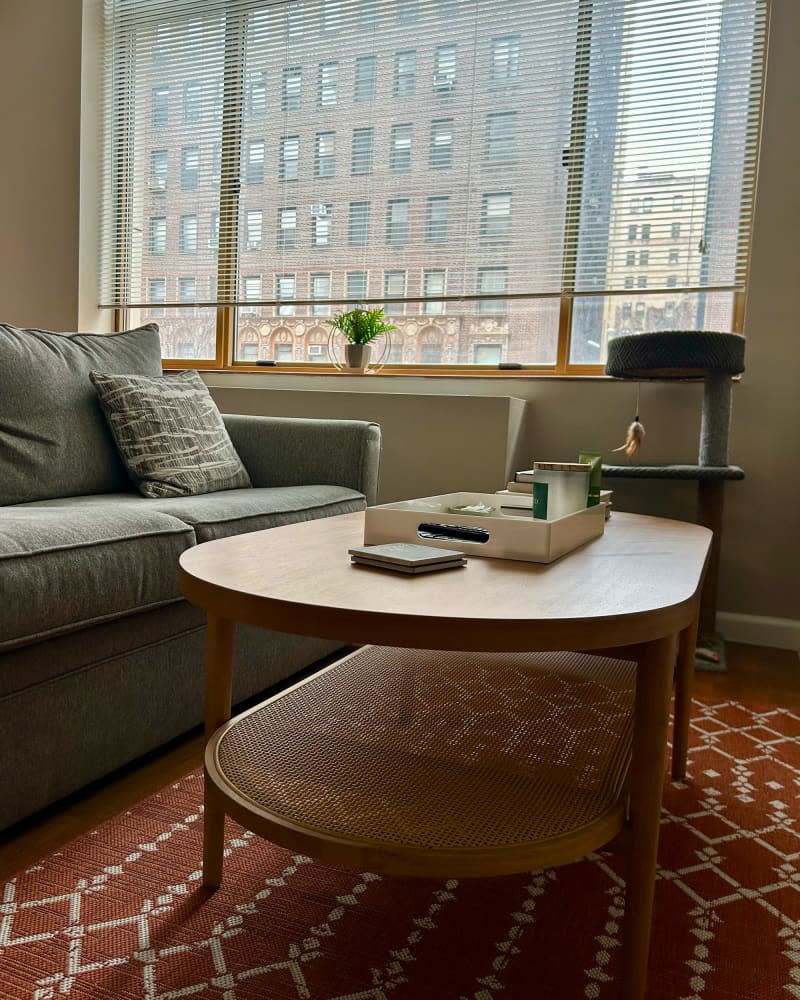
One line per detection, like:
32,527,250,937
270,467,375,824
0,323,163,505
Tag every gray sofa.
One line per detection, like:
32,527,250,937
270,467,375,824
0,323,381,832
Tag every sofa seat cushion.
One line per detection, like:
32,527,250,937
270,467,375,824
0,503,195,651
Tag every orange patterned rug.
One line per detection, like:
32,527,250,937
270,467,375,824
1,698,797,999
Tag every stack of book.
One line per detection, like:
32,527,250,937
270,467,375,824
497,470,613,519
349,542,467,574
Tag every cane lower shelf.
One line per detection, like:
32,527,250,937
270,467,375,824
206,644,637,878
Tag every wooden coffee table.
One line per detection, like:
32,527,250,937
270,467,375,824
179,510,710,1000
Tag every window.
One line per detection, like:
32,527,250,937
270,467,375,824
423,269,446,314
183,81,202,123
390,124,412,171
312,205,332,246
242,275,261,312
278,207,297,249
347,270,368,305
319,62,338,106
490,35,519,82
664,301,675,320
276,274,295,315
152,86,169,126
351,128,374,174
386,199,409,245
426,196,449,243
245,209,262,250
246,141,265,184
150,149,168,191
477,267,507,313
179,214,197,254
311,273,331,315
481,192,511,241
148,278,166,316
637,275,647,288
429,119,453,168
315,132,336,178
355,55,377,102
149,216,166,256
105,0,767,372
635,300,645,315
384,270,406,315
178,276,196,314
486,112,516,161
247,70,267,116
282,66,301,111
622,302,632,319
180,146,199,189
348,201,370,245
434,44,456,92
394,50,416,97
280,136,299,181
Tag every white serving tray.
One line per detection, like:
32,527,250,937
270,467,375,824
364,492,605,564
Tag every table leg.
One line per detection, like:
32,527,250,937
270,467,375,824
620,633,677,1000
672,615,699,781
203,614,235,890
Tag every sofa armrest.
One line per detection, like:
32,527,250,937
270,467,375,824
222,414,381,505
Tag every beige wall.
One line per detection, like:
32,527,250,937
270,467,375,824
0,0,797,638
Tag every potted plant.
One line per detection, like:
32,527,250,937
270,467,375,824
326,307,395,370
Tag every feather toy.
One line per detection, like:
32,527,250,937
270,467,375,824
612,384,645,459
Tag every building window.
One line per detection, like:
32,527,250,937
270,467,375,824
351,128,374,175
386,199,410,245
311,273,331,315
179,214,197,254
643,196,653,213
628,225,637,241
622,302,632,319
474,343,502,364
423,269,446,314
152,86,169,126
624,275,634,289
282,66,302,111
629,197,640,214
673,194,684,211
247,70,267,116
180,146,199,190
355,54,377,102
278,207,297,249
490,35,519,82
671,222,681,238
434,44,456,93
429,119,453,168
394,49,416,97
384,270,406,315
276,274,295,316
150,149,168,191
246,141,265,184
312,205,332,246
486,112,516,162
641,223,651,240
346,270,368,305
667,274,677,287
637,276,647,289
668,249,680,265
315,132,336,178
280,136,299,181
635,301,645,316
348,201,371,246
481,192,511,241
178,276,196,314
639,250,649,265
390,124,413,172
209,211,219,251
319,62,339,106
420,331,443,363
664,301,675,319
274,341,294,362
148,277,166,316
242,276,261,312
477,266,507,313
183,81,202,124
245,209,262,250
149,216,166,256
426,196,449,243
625,250,636,266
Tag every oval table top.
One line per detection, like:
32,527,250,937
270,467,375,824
179,511,711,652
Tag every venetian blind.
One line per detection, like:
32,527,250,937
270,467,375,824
100,0,767,357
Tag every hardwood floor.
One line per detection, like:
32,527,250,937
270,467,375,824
0,641,796,882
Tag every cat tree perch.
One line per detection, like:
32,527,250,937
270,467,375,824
603,331,746,670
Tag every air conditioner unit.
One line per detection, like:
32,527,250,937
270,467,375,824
433,74,454,91
148,176,167,192
310,204,329,217
246,240,262,250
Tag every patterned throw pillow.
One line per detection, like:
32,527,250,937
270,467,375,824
89,369,252,498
